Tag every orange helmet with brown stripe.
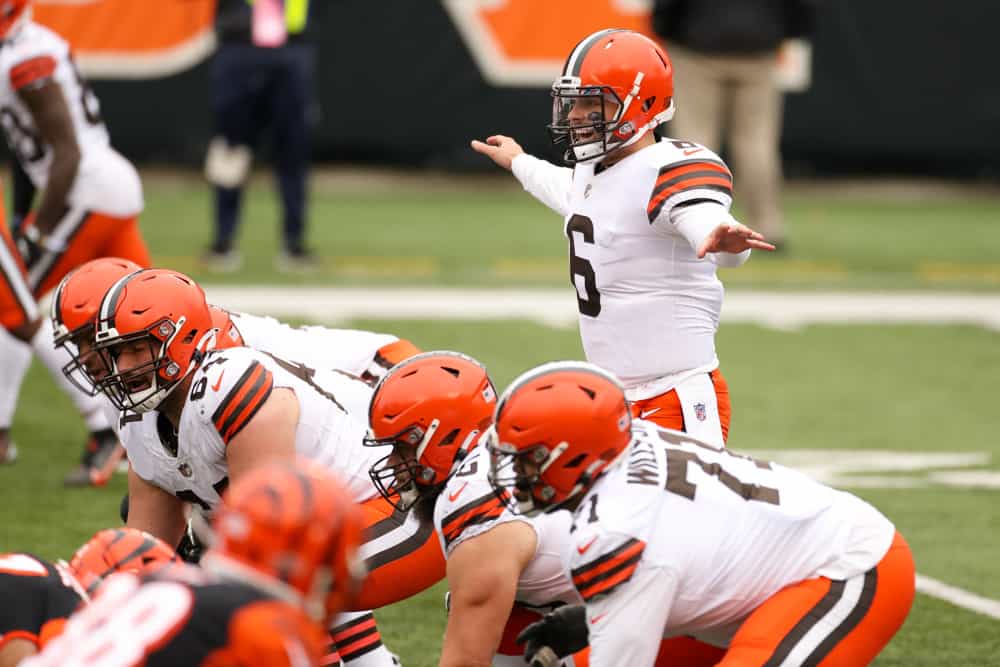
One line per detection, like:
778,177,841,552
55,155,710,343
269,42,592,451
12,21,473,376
50,257,143,396
487,361,632,514
365,351,497,511
549,29,674,164
203,460,366,623
68,528,181,595
92,269,216,413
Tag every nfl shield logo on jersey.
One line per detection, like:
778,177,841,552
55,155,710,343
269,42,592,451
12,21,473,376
694,403,707,422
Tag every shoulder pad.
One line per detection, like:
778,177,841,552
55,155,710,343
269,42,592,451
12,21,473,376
191,349,274,446
647,144,733,223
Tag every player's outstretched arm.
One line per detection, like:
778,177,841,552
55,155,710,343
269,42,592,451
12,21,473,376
439,521,537,667
470,135,524,171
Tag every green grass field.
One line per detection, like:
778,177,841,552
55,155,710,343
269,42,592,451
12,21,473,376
2,173,999,665
140,171,1000,291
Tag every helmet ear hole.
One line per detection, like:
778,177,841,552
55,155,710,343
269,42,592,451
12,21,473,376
642,97,656,112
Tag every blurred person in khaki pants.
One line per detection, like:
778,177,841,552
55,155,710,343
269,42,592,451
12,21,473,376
652,0,817,248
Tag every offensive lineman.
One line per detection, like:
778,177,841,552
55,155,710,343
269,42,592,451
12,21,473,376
472,29,773,448
489,362,915,666
0,0,149,483
364,352,583,666
87,268,439,666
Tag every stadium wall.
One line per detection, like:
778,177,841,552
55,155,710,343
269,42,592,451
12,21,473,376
15,0,1000,176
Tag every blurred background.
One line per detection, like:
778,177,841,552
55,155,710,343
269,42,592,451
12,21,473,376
2,2,999,665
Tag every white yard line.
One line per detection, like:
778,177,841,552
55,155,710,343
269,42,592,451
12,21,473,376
203,287,1000,330
916,575,1000,620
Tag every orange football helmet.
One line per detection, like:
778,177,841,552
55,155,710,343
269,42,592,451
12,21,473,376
51,257,143,395
365,351,496,511
68,527,181,595
209,305,245,349
92,269,216,413
488,361,632,514
0,0,30,40
549,29,674,164
203,460,366,622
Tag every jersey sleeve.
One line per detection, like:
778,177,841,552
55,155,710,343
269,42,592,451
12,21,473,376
9,54,57,91
646,155,733,224
511,153,574,218
434,455,517,556
585,563,678,667
568,530,647,603
199,351,275,447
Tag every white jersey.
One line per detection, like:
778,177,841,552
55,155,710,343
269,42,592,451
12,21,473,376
122,347,380,511
225,310,400,380
568,422,896,665
512,140,749,398
0,22,142,217
433,447,580,609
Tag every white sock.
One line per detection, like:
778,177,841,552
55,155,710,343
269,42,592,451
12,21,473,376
30,318,110,432
0,327,32,429
329,611,397,666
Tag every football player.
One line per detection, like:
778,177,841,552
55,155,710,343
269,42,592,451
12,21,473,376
0,553,84,666
365,351,584,667
472,29,775,448
87,268,437,666
0,528,177,666
24,461,367,667
0,0,150,484
488,362,915,667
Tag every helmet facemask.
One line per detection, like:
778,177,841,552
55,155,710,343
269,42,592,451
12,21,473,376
95,316,206,414
364,420,443,512
548,81,626,165
56,324,105,397
486,427,576,516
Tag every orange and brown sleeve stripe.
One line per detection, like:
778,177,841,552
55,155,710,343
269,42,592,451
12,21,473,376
647,160,733,223
441,490,511,549
10,56,57,90
571,538,646,602
211,361,274,445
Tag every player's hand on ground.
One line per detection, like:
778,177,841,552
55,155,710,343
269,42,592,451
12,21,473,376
470,135,524,171
516,604,588,666
697,222,776,258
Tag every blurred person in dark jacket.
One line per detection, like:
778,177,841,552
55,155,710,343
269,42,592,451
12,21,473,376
203,0,325,273
652,0,817,248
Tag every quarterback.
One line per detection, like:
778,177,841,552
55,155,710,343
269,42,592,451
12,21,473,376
472,29,773,447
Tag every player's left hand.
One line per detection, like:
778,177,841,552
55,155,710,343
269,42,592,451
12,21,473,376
697,222,776,258
517,604,588,666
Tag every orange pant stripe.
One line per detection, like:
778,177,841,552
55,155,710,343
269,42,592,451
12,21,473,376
719,531,914,666
352,495,445,610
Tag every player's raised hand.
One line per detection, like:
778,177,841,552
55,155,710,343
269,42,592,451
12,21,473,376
470,135,524,171
697,222,776,258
